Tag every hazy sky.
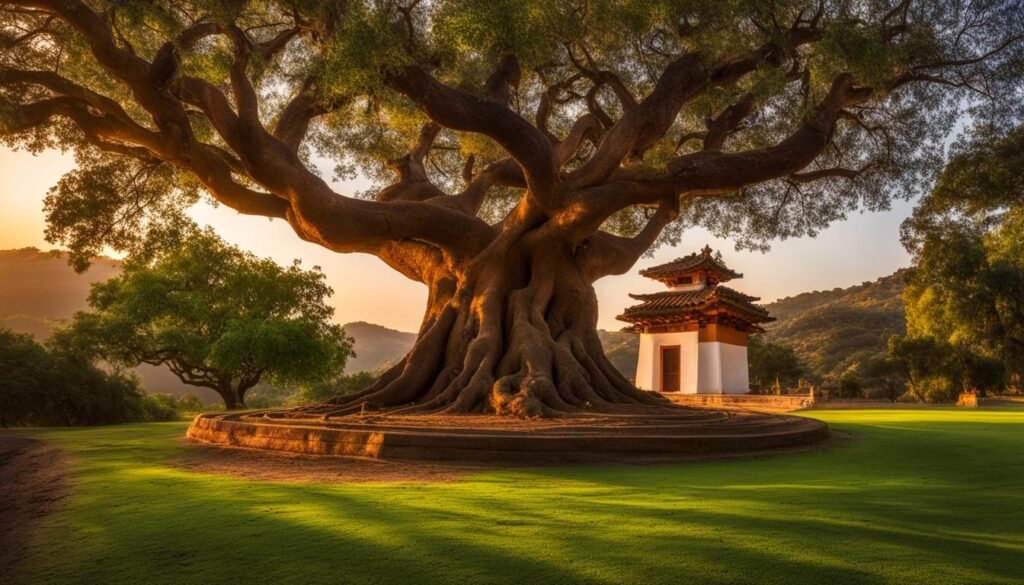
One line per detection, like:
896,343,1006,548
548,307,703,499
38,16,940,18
0,146,913,332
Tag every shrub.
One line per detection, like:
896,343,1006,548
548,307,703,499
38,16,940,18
838,372,864,399
0,327,182,426
142,393,183,422
911,376,959,404
177,393,206,414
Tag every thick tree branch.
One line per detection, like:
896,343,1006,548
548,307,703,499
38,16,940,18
378,122,447,202
702,93,755,151
568,24,824,190
573,73,873,229
580,199,680,281
386,64,557,204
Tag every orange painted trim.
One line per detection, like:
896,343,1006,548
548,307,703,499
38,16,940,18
698,323,749,346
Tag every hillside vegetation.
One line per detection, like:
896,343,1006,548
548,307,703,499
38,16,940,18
763,271,907,380
0,248,119,338
341,322,418,373
0,249,203,398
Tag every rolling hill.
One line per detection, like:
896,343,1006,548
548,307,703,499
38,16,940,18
0,247,908,389
762,270,908,380
341,321,418,373
0,248,214,401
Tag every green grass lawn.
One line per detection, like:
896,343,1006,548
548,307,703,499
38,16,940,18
8,409,1024,585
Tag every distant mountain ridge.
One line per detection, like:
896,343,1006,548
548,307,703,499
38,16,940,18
0,247,206,397
0,247,907,388
341,321,417,373
0,247,120,338
762,270,908,379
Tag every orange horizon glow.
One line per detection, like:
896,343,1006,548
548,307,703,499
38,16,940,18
0,146,914,332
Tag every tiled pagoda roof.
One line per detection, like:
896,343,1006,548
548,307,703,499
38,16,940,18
639,245,742,283
617,285,773,325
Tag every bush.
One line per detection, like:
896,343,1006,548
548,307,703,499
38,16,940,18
142,393,183,422
748,336,805,390
962,353,1005,396
838,372,864,399
911,376,959,404
177,393,206,413
886,334,1008,402
0,327,188,426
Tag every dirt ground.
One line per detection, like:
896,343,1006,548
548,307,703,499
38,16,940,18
0,435,69,580
175,429,852,484
175,439,494,483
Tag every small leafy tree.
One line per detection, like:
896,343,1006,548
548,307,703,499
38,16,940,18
748,335,804,392
0,328,54,426
59,230,353,409
860,353,906,401
837,370,863,399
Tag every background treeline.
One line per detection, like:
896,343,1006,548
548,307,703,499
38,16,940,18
0,325,375,426
753,124,1024,402
0,328,188,426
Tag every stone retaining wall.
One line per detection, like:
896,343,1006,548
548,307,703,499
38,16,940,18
663,393,813,412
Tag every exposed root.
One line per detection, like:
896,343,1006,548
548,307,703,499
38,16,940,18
295,232,673,420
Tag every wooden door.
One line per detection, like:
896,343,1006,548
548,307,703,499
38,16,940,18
661,346,681,392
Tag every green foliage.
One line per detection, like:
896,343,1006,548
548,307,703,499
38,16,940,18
859,353,905,401
0,327,180,426
58,228,353,408
902,211,1024,388
2,0,1018,262
883,334,1003,403
321,3,413,94
43,152,200,272
747,335,804,391
140,393,185,422
837,370,863,399
885,124,1024,401
176,392,206,414
907,124,1024,234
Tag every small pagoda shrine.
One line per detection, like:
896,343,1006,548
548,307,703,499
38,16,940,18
617,246,774,394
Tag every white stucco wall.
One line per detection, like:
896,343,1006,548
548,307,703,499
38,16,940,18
697,342,719,393
634,331,699,393
636,334,655,390
719,342,750,394
697,341,750,394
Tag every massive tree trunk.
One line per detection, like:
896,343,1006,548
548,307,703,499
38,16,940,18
317,225,663,418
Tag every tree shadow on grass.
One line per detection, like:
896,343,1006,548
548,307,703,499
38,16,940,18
18,473,895,585
13,415,1024,585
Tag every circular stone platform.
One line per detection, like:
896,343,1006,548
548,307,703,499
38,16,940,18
187,408,829,463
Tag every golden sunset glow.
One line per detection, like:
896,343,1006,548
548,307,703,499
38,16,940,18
1,146,912,331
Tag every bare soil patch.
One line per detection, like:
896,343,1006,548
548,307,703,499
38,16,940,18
176,426,852,484
175,439,489,483
0,435,69,580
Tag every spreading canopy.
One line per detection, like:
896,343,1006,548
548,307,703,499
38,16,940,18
3,0,1024,416
1,0,1021,273
57,229,353,408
